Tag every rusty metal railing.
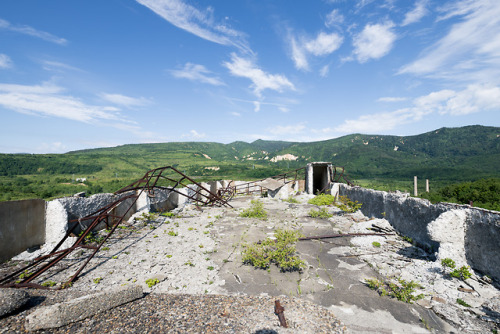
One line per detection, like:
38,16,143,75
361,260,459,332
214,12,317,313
0,166,231,290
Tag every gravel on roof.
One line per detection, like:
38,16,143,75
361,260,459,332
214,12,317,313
0,291,346,334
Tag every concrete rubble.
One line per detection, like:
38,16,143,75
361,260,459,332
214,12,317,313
0,289,29,318
1,177,499,333
25,285,143,331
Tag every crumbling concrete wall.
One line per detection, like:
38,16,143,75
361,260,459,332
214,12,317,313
0,199,45,262
335,184,500,282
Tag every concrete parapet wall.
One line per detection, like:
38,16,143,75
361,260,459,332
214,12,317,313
0,199,46,262
336,184,500,282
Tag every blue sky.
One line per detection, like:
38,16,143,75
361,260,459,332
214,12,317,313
1,0,499,153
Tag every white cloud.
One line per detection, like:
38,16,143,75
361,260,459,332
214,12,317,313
399,0,500,83
289,31,343,70
136,0,251,54
230,111,241,117
320,64,330,77
268,124,306,135
305,32,344,56
335,108,428,133
170,63,224,86
183,129,206,139
336,84,500,133
377,96,407,102
414,84,500,115
100,93,151,108
0,54,13,69
41,60,82,72
401,0,429,26
0,82,127,123
325,9,344,28
0,18,67,45
253,101,261,112
290,36,309,70
352,21,396,63
223,53,295,97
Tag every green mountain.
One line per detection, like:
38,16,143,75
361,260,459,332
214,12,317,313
0,125,498,201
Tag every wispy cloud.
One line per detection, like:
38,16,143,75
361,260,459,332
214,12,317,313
0,54,12,69
268,124,306,136
136,0,251,54
377,96,407,102
399,0,500,84
41,60,83,72
0,18,67,45
100,93,152,108
352,21,396,63
401,0,429,26
182,129,206,139
325,9,345,28
0,81,129,124
289,31,343,70
336,84,500,132
170,62,225,86
226,96,294,113
223,53,295,97
320,64,330,77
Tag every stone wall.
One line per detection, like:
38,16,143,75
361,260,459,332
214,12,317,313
0,199,46,262
335,184,500,282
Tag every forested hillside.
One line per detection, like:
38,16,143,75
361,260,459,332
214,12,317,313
0,125,498,203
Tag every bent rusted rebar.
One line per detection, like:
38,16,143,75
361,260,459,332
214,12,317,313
0,166,231,290
274,300,288,328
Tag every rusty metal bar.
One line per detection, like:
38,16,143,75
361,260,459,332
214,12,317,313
0,166,233,289
274,300,288,328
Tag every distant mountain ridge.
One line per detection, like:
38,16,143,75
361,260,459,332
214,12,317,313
3,125,499,182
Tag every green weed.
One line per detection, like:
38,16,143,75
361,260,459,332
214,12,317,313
457,298,471,307
441,258,456,269
239,199,268,219
450,266,472,280
372,241,381,248
308,207,333,219
365,277,424,303
308,194,336,206
146,278,159,288
242,228,305,272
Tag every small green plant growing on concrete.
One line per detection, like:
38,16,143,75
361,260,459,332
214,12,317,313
402,235,414,244
166,254,173,258
308,208,333,219
207,266,214,270
18,270,32,280
365,277,424,303
450,266,472,281
283,196,300,204
184,260,195,267
441,258,456,269
161,212,176,217
457,298,471,307
93,277,102,284
168,230,178,236
146,278,159,288
240,199,268,219
101,247,110,251
41,281,57,287
242,228,305,272
372,241,381,248
336,195,362,213
308,194,336,206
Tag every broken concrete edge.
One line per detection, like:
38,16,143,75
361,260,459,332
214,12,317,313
335,183,500,283
24,284,144,332
0,289,30,318
10,179,300,262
